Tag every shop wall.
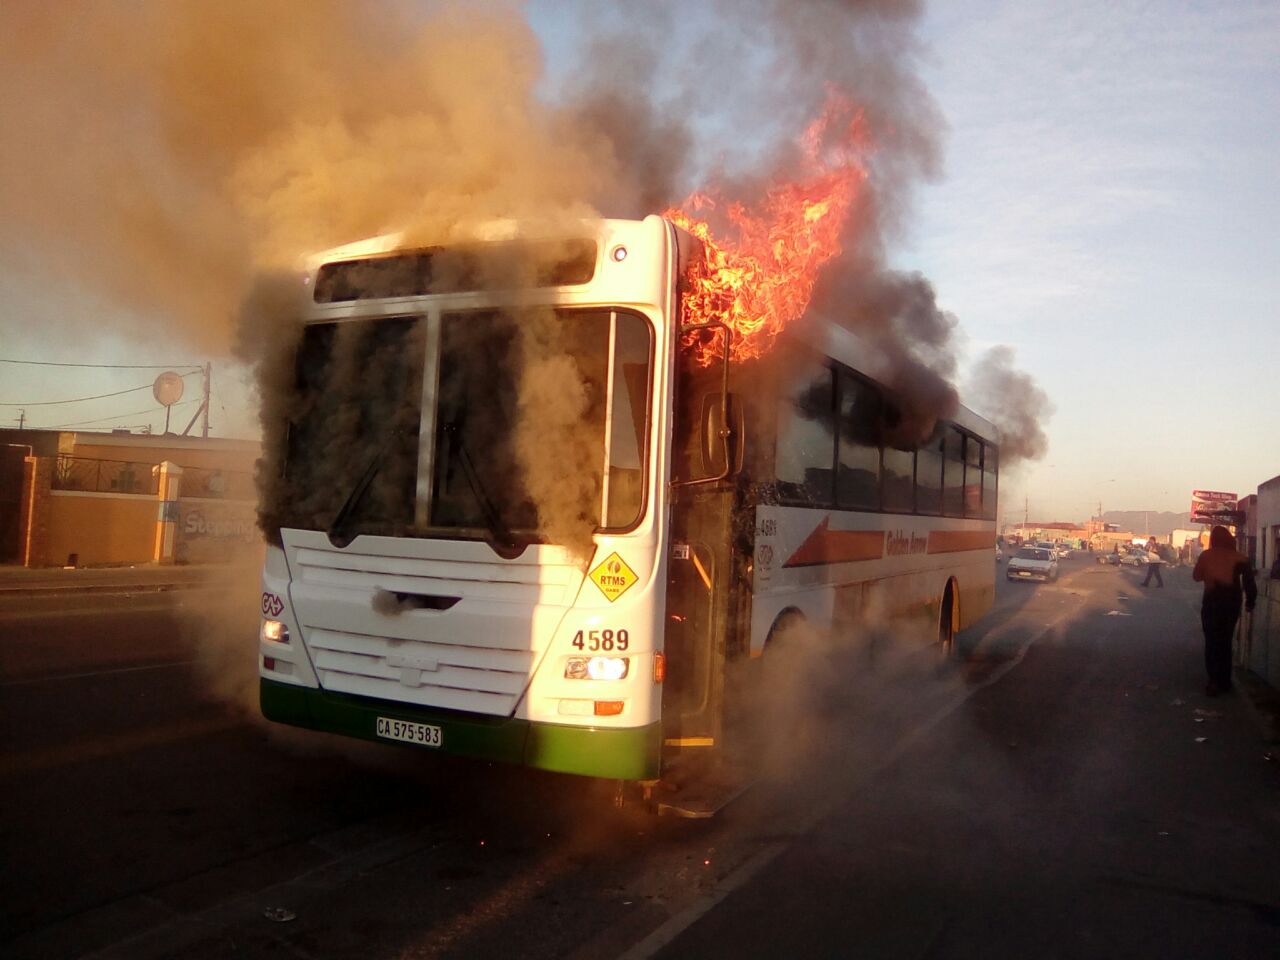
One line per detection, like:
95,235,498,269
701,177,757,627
44,491,156,567
175,497,260,564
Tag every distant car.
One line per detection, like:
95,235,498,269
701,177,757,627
1097,553,1120,565
1053,544,1070,559
1007,547,1058,583
1119,551,1146,566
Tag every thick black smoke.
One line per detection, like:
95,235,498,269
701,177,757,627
965,346,1054,463
0,0,1050,529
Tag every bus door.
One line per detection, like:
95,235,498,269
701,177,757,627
662,487,734,749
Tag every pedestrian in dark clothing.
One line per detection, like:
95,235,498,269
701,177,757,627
1192,526,1257,695
1141,541,1165,587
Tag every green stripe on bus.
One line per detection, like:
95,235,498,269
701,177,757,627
260,679,660,780
525,720,661,781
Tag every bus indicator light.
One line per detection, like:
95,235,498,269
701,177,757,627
654,652,666,684
594,700,624,716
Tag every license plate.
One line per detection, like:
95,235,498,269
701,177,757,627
376,716,442,748
1018,571,1031,577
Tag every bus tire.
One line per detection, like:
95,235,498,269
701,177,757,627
938,580,958,659
760,608,812,681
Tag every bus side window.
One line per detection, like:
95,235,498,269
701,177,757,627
836,372,880,511
879,398,913,514
604,314,651,528
882,445,915,513
982,446,998,520
775,360,836,505
964,436,983,517
916,434,943,515
943,426,965,517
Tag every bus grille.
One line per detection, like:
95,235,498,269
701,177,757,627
287,542,582,716
306,627,534,715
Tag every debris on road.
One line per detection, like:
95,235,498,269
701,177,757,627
1194,737,1208,744
1193,708,1224,720
1105,611,1132,617
1170,698,1186,707
263,907,297,923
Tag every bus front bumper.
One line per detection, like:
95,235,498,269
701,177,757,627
260,678,661,781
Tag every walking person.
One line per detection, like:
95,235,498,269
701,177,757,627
1192,526,1257,696
1141,539,1165,587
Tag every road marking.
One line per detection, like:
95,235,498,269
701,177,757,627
618,604,1074,960
0,658,202,687
0,714,238,777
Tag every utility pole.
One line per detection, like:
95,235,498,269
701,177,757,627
202,362,211,438
1024,496,1029,538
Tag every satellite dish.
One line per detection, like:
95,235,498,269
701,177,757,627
153,372,185,406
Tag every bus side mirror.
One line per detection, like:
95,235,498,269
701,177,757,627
699,392,744,477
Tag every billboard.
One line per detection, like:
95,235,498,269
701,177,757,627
1190,489,1241,525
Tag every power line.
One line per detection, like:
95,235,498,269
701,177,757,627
0,358,202,370
0,370,200,406
44,398,200,429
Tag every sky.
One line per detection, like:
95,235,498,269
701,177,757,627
0,0,1276,525
906,1,1280,524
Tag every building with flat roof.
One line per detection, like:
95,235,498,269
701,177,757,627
0,429,260,567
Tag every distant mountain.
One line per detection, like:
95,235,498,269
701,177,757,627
1102,511,1192,536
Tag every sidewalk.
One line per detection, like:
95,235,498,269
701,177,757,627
0,563,232,596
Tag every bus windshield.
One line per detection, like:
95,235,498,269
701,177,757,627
280,308,651,545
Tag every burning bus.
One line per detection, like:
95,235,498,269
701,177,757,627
254,213,999,801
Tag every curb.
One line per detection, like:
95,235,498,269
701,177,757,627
0,582,198,598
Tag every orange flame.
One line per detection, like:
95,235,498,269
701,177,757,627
666,90,871,365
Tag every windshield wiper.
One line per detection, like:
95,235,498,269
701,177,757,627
327,426,404,548
443,422,527,560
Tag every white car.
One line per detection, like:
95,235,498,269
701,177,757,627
1007,546,1059,582
1119,551,1146,566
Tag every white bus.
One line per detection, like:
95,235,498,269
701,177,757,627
257,214,998,789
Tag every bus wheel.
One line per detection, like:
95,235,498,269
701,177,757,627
759,608,813,701
938,581,957,659
763,608,812,667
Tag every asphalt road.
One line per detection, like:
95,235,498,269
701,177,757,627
2,557,1277,959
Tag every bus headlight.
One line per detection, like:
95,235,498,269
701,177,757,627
262,619,290,644
565,656,630,681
